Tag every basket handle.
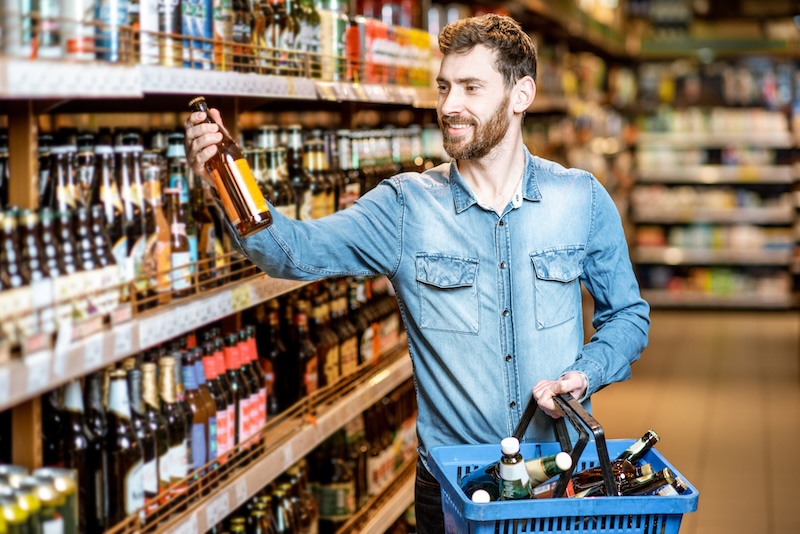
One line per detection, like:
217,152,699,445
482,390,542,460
513,393,619,497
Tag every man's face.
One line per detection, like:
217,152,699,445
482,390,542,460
436,45,513,160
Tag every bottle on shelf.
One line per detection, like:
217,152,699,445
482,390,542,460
104,369,145,527
182,351,210,486
311,286,339,389
126,367,160,522
332,280,359,377
191,185,225,289
60,379,98,533
187,96,273,237
294,299,319,398
158,356,190,506
264,146,297,220
165,188,194,298
140,362,170,514
224,332,253,462
142,158,172,307
286,124,313,221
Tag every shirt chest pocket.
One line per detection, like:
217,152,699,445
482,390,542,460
530,246,585,330
416,254,480,335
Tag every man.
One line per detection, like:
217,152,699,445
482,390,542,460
185,14,649,532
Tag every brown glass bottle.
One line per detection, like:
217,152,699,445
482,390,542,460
192,186,223,289
311,287,339,388
44,146,78,213
332,281,359,377
165,188,193,298
259,300,285,415
104,369,145,526
187,97,272,237
114,145,140,298
265,147,297,219
126,367,160,522
210,337,235,473
294,300,319,398
140,362,170,513
83,372,107,532
158,356,190,505
60,379,96,534
305,138,333,220
286,125,313,221
224,333,252,457
182,351,210,486
17,209,48,285
192,346,219,481
142,165,172,306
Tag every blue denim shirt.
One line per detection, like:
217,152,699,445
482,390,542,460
233,148,650,463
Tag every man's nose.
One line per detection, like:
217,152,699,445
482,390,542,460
439,89,464,116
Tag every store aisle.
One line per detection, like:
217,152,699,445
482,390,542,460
592,310,800,534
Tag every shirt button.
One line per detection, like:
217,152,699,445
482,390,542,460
509,401,516,409
502,309,509,317
505,354,512,362
499,261,507,269
498,220,505,227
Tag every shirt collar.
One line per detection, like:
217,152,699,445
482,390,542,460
449,147,542,214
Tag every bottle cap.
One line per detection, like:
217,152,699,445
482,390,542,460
471,489,491,503
500,437,520,456
554,452,572,471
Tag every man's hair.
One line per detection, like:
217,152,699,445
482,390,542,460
438,13,538,87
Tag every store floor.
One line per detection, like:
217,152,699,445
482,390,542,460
592,310,800,534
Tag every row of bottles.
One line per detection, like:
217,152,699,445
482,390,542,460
0,0,433,86
0,464,79,534
209,377,416,534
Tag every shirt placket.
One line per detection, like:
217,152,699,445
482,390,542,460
496,210,520,435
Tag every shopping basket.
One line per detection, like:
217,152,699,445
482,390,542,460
428,394,699,534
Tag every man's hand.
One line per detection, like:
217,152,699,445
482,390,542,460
532,371,588,419
183,107,225,185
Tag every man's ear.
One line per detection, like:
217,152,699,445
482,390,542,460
513,76,536,114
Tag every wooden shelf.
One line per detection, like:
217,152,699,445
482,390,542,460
634,247,793,266
637,131,793,149
636,165,794,185
642,290,796,309
631,207,794,225
0,275,311,412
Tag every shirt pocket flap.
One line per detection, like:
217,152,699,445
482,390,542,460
415,254,478,289
531,246,585,282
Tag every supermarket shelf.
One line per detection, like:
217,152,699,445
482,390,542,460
634,247,794,266
637,131,793,149
343,460,416,534
0,57,142,98
631,207,794,225
636,165,794,185
0,275,310,412
160,354,414,534
642,290,796,309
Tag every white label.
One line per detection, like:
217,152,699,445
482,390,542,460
171,441,189,481
171,251,193,291
125,460,145,515
52,318,73,377
235,479,248,507
42,517,65,534
142,458,158,494
25,351,51,395
205,491,231,526
83,333,105,371
169,514,199,534
114,322,134,357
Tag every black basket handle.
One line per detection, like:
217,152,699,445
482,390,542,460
512,393,619,497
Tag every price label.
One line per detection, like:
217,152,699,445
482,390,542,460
205,491,230,527
25,351,51,395
231,285,251,312
183,303,200,330
83,333,105,371
216,291,233,318
286,77,296,97
53,320,73,377
114,322,134,358
0,367,10,407
168,513,199,534
235,479,248,507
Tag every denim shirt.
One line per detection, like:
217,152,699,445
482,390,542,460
233,148,650,463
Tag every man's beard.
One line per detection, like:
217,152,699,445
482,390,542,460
439,93,511,160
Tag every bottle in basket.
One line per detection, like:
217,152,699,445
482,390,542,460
460,451,572,502
526,451,572,485
571,458,649,494
498,437,532,500
615,429,659,464
187,96,273,238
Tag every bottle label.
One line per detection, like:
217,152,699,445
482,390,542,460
191,423,207,471
317,481,356,520
188,234,198,271
304,357,318,395
158,448,171,490
232,156,270,215
125,459,145,515
142,457,158,497
323,345,340,385
366,454,381,496
171,251,193,290
259,386,266,427
238,397,249,444
171,222,187,237
130,235,149,292
169,173,190,204
499,460,532,500
42,517,65,534
144,233,172,294
208,415,218,461
340,336,358,376
170,440,189,489
101,181,125,212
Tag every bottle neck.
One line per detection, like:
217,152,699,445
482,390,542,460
108,376,133,419
62,380,85,414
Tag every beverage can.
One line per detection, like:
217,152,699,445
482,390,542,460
95,0,129,62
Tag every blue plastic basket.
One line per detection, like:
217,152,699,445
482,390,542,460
428,440,699,534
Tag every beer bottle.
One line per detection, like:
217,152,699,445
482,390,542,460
1,483,42,534
0,494,28,534
75,137,96,206
126,367,160,522
336,130,363,210
257,300,285,415
114,145,140,296
349,277,375,367
90,203,122,314
317,431,355,533
0,132,7,209
224,333,252,457
498,437,532,500
240,327,266,440
174,353,196,478
192,186,224,288
165,188,193,298
265,147,297,219
294,300,318,397
579,468,675,498
199,346,225,479
104,369,146,526
158,356,190,504
183,351,209,483
142,160,172,306
305,138,333,219
311,287,339,388
37,208,65,279
615,429,660,464
44,146,77,212
141,362,170,513
332,281,358,377
83,372,108,532
0,210,24,289
193,347,219,469
208,339,235,474
286,125,313,221
268,0,295,76
17,209,48,285
187,96,272,237
61,379,98,533
571,458,643,495
42,388,65,468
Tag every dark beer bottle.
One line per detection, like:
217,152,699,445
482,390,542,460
286,125,313,221
126,367,160,522
158,356,190,504
187,97,272,237
61,379,96,534
141,362,170,513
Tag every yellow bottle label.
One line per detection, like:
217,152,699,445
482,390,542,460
233,157,271,215
210,167,242,226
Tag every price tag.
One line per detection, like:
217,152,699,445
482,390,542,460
231,285,251,312
25,351,51,395
183,302,200,330
215,291,233,318
168,513,199,534
114,322,134,358
286,77,296,97
83,333,105,371
205,491,230,527
53,319,73,377
235,479,248,507
0,367,10,407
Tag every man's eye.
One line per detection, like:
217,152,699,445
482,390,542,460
437,85,449,93
466,86,478,92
